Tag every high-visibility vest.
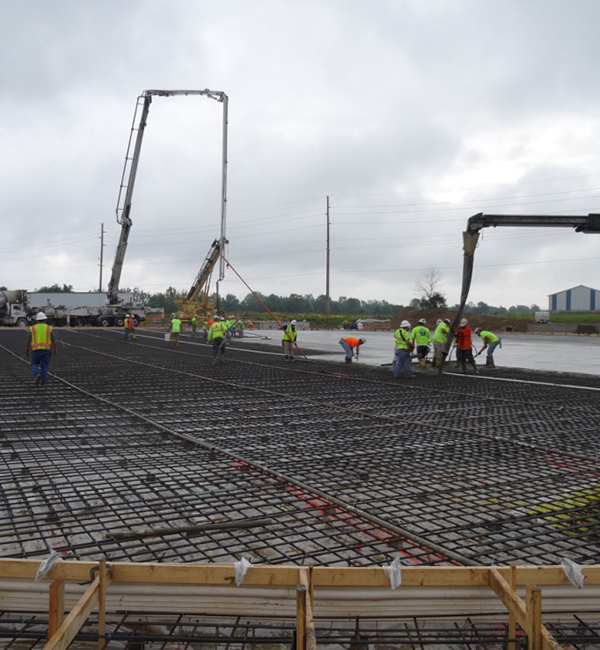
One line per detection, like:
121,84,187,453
480,330,499,343
394,328,411,350
30,323,53,350
171,319,182,333
432,323,449,343
411,326,430,346
209,321,227,339
282,325,297,342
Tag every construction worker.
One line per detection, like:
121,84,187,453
282,319,298,361
168,314,182,349
393,320,413,379
339,336,365,363
25,312,58,386
475,327,501,367
190,316,198,337
432,318,450,367
126,314,136,340
456,318,478,375
123,314,130,341
208,315,228,362
411,318,430,369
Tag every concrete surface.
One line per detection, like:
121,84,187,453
252,330,600,376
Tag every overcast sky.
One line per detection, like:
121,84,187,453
3,0,600,310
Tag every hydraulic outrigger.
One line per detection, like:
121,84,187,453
440,212,600,372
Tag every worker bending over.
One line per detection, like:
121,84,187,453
475,328,501,367
282,319,298,361
208,315,228,362
25,312,58,387
393,320,413,379
339,336,365,363
411,318,430,369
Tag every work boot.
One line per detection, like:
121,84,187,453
419,358,426,369
35,374,42,386
345,357,352,363
461,362,467,374
284,355,289,361
471,363,479,374
486,357,495,368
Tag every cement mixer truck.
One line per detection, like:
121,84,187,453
0,290,34,327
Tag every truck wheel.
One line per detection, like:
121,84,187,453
99,317,111,328
115,317,125,327
16,318,28,328
132,316,140,326
76,317,86,327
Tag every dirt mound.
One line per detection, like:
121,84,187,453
390,309,529,333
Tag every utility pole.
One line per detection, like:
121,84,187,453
325,196,330,316
99,223,105,293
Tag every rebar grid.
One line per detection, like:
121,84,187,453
2,609,600,649
1,328,600,567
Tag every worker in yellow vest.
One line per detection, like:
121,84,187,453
393,320,413,379
282,320,298,361
168,314,182,349
475,328,501,368
25,312,58,386
208,315,228,362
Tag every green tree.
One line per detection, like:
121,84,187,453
36,283,74,292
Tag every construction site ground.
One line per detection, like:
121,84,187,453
1,326,600,647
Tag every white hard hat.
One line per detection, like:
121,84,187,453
36,312,47,321
359,337,366,344
291,320,297,325
400,320,410,328
418,318,426,325
436,319,442,325
459,318,468,326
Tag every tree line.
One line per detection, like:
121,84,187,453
30,284,541,317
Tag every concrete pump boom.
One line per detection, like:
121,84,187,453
106,89,229,306
441,212,600,372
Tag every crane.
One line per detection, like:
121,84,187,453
174,238,227,321
440,212,600,371
106,89,229,308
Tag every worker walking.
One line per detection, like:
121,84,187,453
282,319,298,361
457,318,478,375
126,314,136,341
393,320,413,379
432,318,450,367
190,316,198,337
339,336,366,363
475,328,501,367
411,318,430,369
25,312,58,387
168,314,182,349
123,314,130,341
208,315,228,362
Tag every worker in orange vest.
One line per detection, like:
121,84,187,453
126,314,136,340
339,336,366,363
25,312,58,386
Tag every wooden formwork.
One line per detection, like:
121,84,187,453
2,559,600,650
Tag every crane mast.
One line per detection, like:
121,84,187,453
106,89,229,307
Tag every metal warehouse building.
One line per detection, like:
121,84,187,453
548,284,600,311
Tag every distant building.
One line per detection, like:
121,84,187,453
548,285,600,312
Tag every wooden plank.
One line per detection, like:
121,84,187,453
48,580,65,637
98,559,111,650
488,568,527,623
526,586,542,650
1,557,598,589
299,568,317,650
296,584,307,650
508,566,517,650
43,577,100,650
